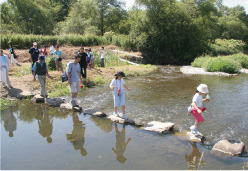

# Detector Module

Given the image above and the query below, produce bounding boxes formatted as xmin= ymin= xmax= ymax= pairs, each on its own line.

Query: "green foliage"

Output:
xmin=94 ymin=51 xmax=126 ymax=67
xmin=0 ymin=98 xmax=17 ymax=111
xmin=227 ymin=53 xmax=248 ymax=68
xmin=191 ymin=56 xmax=212 ymax=68
xmin=208 ymin=39 xmax=246 ymax=56
xmin=203 ymin=57 xmax=242 ymax=73
xmin=46 ymin=56 xmax=56 ymax=71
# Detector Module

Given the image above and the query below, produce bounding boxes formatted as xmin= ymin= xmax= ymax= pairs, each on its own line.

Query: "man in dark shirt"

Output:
xmin=29 ymin=42 xmax=40 ymax=72
xmin=78 ymin=47 xmax=88 ymax=79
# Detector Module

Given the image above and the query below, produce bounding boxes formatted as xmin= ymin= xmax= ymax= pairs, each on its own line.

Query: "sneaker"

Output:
xmin=113 ymin=112 xmax=119 ymax=117
xmin=122 ymin=114 xmax=128 ymax=119
xmin=190 ymin=125 xmax=196 ymax=131
xmin=192 ymin=128 xmax=199 ymax=135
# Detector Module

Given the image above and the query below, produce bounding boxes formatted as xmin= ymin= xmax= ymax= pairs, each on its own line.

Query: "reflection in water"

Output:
xmin=66 ymin=113 xmax=87 ymax=156
xmin=185 ymin=142 xmax=205 ymax=170
xmin=37 ymin=106 xmax=53 ymax=143
xmin=112 ymin=123 xmax=131 ymax=164
xmin=1 ymin=108 xmax=17 ymax=137
xmin=90 ymin=117 xmax=113 ymax=132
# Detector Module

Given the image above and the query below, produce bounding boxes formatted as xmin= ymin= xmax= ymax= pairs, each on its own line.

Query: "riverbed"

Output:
xmin=1 ymin=66 xmax=248 ymax=170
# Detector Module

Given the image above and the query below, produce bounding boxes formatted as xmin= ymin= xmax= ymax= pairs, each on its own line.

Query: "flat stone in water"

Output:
xmin=143 ymin=121 xmax=174 ymax=133
xmin=212 ymin=140 xmax=245 ymax=156
xmin=84 ymin=109 xmax=106 ymax=117
xmin=107 ymin=115 xmax=135 ymax=124
xmin=16 ymin=91 xmax=34 ymax=100
xmin=186 ymin=131 xmax=204 ymax=142
xmin=31 ymin=94 xmax=44 ymax=103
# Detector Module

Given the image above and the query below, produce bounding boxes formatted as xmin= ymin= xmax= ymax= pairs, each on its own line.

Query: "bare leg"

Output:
xmin=195 ymin=121 xmax=203 ymax=128
xmin=59 ymin=61 xmax=63 ymax=72
xmin=55 ymin=60 xmax=59 ymax=71
xmin=114 ymin=107 xmax=118 ymax=112
xmin=121 ymin=105 xmax=125 ymax=114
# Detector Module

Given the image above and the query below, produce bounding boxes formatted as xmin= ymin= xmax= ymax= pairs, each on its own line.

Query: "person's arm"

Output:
xmin=192 ymin=101 xmax=202 ymax=114
xmin=67 ymin=72 xmax=71 ymax=85
xmin=110 ymin=80 xmax=114 ymax=89
xmin=123 ymin=84 xmax=131 ymax=91
xmin=78 ymin=71 xmax=82 ymax=83
xmin=29 ymin=48 xmax=33 ymax=62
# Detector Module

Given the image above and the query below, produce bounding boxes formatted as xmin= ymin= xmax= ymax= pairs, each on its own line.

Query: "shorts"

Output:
xmin=91 ymin=58 xmax=94 ymax=62
xmin=191 ymin=107 xmax=205 ymax=123
xmin=114 ymin=91 xmax=125 ymax=107
xmin=70 ymin=81 xmax=81 ymax=93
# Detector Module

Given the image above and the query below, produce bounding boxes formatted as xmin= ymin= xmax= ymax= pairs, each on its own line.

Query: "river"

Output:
xmin=1 ymin=66 xmax=248 ymax=170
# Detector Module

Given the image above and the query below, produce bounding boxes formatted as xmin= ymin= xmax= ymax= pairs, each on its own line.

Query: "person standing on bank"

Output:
xmin=78 ymin=47 xmax=88 ymax=79
xmin=100 ymin=47 xmax=106 ymax=67
xmin=89 ymin=48 xmax=94 ymax=69
xmin=67 ymin=54 xmax=83 ymax=107
xmin=32 ymin=55 xmax=51 ymax=98
xmin=110 ymin=71 xmax=131 ymax=119
xmin=29 ymin=42 xmax=40 ymax=72
xmin=0 ymin=49 xmax=12 ymax=88
xmin=9 ymin=44 xmax=18 ymax=65
xmin=53 ymin=45 xmax=63 ymax=73
xmin=190 ymin=84 xmax=210 ymax=135
xmin=49 ymin=43 xmax=55 ymax=55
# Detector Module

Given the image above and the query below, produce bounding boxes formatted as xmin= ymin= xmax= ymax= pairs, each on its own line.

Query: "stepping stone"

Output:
xmin=142 ymin=121 xmax=174 ymax=133
xmin=212 ymin=140 xmax=245 ymax=156
xmin=16 ymin=91 xmax=34 ymax=100
xmin=186 ymin=131 xmax=205 ymax=142
xmin=84 ymin=109 xmax=107 ymax=117
xmin=60 ymin=103 xmax=73 ymax=110
xmin=31 ymin=94 xmax=44 ymax=103
xmin=107 ymin=115 xmax=135 ymax=125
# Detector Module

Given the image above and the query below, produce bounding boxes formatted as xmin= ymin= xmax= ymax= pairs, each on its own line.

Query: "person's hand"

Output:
xmin=29 ymin=58 xmax=32 ymax=62
xmin=68 ymin=79 xmax=71 ymax=85
xmin=33 ymin=77 xmax=36 ymax=81
xmin=197 ymin=109 xmax=202 ymax=114
xmin=127 ymin=88 xmax=131 ymax=91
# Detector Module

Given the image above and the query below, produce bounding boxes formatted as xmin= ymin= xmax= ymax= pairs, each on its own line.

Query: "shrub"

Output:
xmin=46 ymin=56 xmax=56 ymax=71
xmin=227 ymin=53 xmax=248 ymax=68
xmin=191 ymin=56 xmax=211 ymax=68
xmin=203 ymin=57 xmax=242 ymax=73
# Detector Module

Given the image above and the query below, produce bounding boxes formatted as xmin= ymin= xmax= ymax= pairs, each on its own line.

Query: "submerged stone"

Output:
xmin=186 ymin=131 xmax=204 ymax=142
xmin=45 ymin=97 xmax=65 ymax=107
xmin=143 ymin=121 xmax=174 ymax=133
xmin=84 ymin=109 xmax=107 ymax=117
xmin=212 ymin=140 xmax=245 ymax=156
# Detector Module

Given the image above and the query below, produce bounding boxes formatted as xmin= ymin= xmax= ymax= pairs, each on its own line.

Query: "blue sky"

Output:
xmin=0 ymin=0 xmax=247 ymax=13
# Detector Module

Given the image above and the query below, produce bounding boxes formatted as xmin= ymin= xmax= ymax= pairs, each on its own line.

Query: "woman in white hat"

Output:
xmin=190 ymin=84 xmax=210 ymax=135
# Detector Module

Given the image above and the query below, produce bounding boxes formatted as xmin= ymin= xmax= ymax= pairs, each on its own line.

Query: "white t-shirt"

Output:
xmin=110 ymin=78 xmax=125 ymax=92
xmin=192 ymin=93 xmax=203 ymax=108
xmin=101 ymin=50 xmax=106 ymax=59
xmin=50 ymin=45 xmax=55 ymax=54
xmin=0 ymin=55 xmax=10 ymax=71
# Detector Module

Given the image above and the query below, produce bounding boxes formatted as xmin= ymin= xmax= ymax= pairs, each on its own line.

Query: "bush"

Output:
xmin=191 ymin=56 xmax=211 ymax=68
xmin=46 ymin=56 xmax=56 ymax=71
xmin=227 ymin=53 xmax=248 ymax=68
xmin=203 ymin=57 xmax=242 ymax=74
xmin=208 ymin=39 xmax=246 ymax=56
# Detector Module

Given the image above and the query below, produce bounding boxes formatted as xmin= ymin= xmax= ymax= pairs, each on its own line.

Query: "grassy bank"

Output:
xmin=191 ymin=53 xmax=248 ymax=74
xmin=0 ymin=98 xmax=17 ymax=111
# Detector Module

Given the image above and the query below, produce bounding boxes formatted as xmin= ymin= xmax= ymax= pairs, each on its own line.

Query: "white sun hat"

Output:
xmin=197 ymin=84 xmax=209 ymax=94
xmin=33 ymin=42 xmax=37 ymax=45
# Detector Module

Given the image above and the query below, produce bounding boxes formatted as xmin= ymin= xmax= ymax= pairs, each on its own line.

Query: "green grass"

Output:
xmin=0 ymin=98 xmax=17 ymax=111
xmin=10 ymin=65 xmax=31 ymax=77
xmin=94 ymin=51 xmax=127 ymax=67
xmin=203 ymin=57 xmax=242 ymax=74
xmin=48 ymin=84 xmax=70 ymax=98
xmin=227 ymin=53 xmax=248 ymax=68
xmin=191 ymin=56 xmax=212 ymax=68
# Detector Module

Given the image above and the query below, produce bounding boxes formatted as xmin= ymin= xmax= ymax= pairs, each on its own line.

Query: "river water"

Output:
xmin=1 ymin=66 xmax=248 ymax=170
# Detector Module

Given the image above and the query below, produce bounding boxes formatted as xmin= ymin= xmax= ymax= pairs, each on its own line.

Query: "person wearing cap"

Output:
xmin=32 ymin=55 xmax=51 ymax=98
xmin=109 ymin=71 xmax=131 ymax=119
xmin=0 ymin=49 xmax=13 ymax=88
xmin=189 ymin=84 xmax=210 ymax=135
xmin=66 ymin=54 xmax=83 ymax=107
xmin=29 ymin=42 xmax=40 ymax=72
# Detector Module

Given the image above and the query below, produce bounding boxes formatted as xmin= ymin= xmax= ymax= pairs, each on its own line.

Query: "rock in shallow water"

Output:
xmin=212 ymin=140 xmax=245 ymax=156
xmin=143 ymin=121 xmax=174 ymax=133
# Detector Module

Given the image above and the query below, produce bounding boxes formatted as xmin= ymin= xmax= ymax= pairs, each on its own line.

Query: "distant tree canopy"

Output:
xmin=1 ymin=0 xmax=248 ymax=64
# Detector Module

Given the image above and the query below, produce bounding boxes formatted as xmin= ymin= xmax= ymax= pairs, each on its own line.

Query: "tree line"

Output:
xmin=1 ymin=0 xmax=248 ymax=64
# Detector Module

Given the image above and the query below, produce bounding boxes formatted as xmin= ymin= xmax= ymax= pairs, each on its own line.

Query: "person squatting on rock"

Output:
xmin=29 ymin=42 xmax=40 ymax=73
xmin=109 ymin=71 xmax=131 ymax=119
xmin=32 ymin=55 xmax=51 ymax=98
xmin=0 ymin=49 xmax=12 ymax=88
xmin=67 ymin=54 xmax=83 ymax=107
xmin=189 ymin=84 xmax=210 ymax=135
xmin=9 ymin=44 xmax=18 ymax=65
